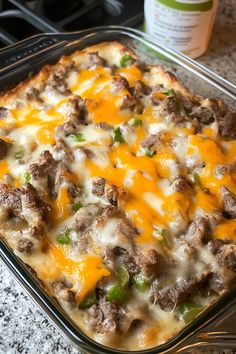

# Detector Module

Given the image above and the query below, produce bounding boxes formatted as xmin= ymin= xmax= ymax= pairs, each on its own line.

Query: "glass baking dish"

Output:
xmin=1 ymin=26 xmax=236 ymax=354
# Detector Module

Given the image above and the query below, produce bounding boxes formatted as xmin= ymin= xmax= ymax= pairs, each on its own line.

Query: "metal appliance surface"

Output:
xmin=0 ymin=0 xmax=144 ymax=47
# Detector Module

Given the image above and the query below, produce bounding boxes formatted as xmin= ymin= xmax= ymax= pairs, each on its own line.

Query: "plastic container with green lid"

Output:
xmin=144 ymin=0 xmax=219 ymax=58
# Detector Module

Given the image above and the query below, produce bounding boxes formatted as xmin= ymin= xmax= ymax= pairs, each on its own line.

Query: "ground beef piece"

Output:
xmin=111 ymin=77 xmax=130 ymax=95
xmin=86 ymin=298 xmax=124 ymax=335
xmin=205 ymin=211 xmax=223 ymax=231
xmin=33 ymin=150 xmax=56 ymax=181
xmin=209 ymin=238 xmax=236 ymax=272
xmin=0 ymin=139 xmax=11 ymax=160
xmin=168 ymin=112 xmax=198 ymax=130
xmin=221 ymin=245 xmax=236 ymax=272
xmin=193 ymin=98 xmax=236 ymax=139
xmin=151 ymin=95 xmax=162 ymax=106
xmin=62 ymin=95 xmax=88 ymax=135
xmin=208 ymin=238 xmax=224 ymax=254
xmin=198 ymin=98 xmax=227 ymax=123
xmin=67 ymin=95 xmax=87 ymax=123
xmin=52 ymin=281 xmax=77 ymax=309
xmin=46 ymin=62 xmax=74 ymax=94
xmin=140 ymin=249 xmax=166 ymax=277
xmin=79 ymin=147 xmax=95 ymax=159
xmin=133 ymin=80 xmax=151 ymax=96
xmin=152 ymin=273 xmax=206 ymax=310
xmin=29 ymin=163 xmax=48 ymax=198
xmin=21 ymin=183 xmax=51 ymax=224
xmin=25 ymin=87 xmax=43 ymax=102
xmin=30 ymin=150 xmax=78 ymax=200
xmin=29 ymin=151 xmax=56 ymax=197
xmin=29 ymin=224 xmax=45 ymax=239
xmin=181 ymin=217 xmax=210 ymax=248
xmin=29 ymin=163 xmax=45 ymax=180
xmin=116 ymin=217 xmax=137 ymax=242
xmin=0 ymin=183 xmax=50 ymax=253
xmin=113 ymin=247 xmax=140 ymax=275
xmin=73 ymin=203 xmax=102 ymax=233
xmin=39 ymin=150 xmax=56 ymax=170
xmin=119 ymin=95 xmax=144 ymax=114
xmin=92 ymin=177 xmax=107 ymax=197
xmin=92 ymin=177 xmax=127 ymax=207
xmin=220 ymin=186 xmax=236 ymax=218
xmin=140 ymin=134 xmax=160 ymax=149
xmin=0 ymin=107 xmax=8 ymax=119
xmin=17 ymin=225 xmax=44 ymax=255
xmin=67 ymin=183 xmax=82 ymax=199
xmin=172 ymin=176 xmax=191 ymax=193
xmin=0 ymin=184 xmax=22 ymax=215
xmin=157 ymin=95 xmax=198 ymax=129
xmin=151 ymin=87 xmax=165 ymax=105
xmin=100 ymin=205 xmax=118 ymax=219
xmin=53 ymin=138 xmax=74 ymax=163
xmin=207 ymin=269 xmax=235 ymax=294
xmin=88 ymin=52 xmax=106 ymax=68
xmin=61 ymin=122 xmax=76 ymax=136
xmin=161 ymin=96 xmax=179 ymax=115
xmin=17 ymin=238 xmax=34 ymax=255
xmin=208 ymin=272 xmax=225 ymax=293
xmin=127 ymin=59 xmax=149 ymax=72
xmin=72 ymin=235 xmax=89 ymax=253
xmin=180 ymin=95 xmax=195 ymax=112
xmin=52 ymin=162 xmax=79 ymax=199
xmin=191 ymin=104 xmax=215 ymax=124
xmin=32 ymin=150 xmax=56 ymax=172
xmin=217 ymin=111 xmax=236 ymax=140
xmin=136 ymin=60 xmax=150 ymax=72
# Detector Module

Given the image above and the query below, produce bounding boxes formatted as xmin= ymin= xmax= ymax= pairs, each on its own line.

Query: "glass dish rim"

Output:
xmin=0 ymin=25 xmax=236 ymax=354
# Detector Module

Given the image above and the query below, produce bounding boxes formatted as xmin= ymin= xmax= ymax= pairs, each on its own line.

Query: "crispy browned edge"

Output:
xmin=0 ymin=41 xmax=190 ymax=105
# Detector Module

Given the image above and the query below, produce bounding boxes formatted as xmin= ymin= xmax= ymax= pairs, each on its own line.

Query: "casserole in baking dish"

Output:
xmin=0 ymin=27 xmax=236 ymax=352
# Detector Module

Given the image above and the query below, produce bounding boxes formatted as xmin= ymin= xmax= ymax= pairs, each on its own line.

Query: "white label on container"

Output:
xmin=145 ymin=0 xmax=218 ymax=58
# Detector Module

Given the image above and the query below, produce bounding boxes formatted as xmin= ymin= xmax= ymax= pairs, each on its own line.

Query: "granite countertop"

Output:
xmin=0 ymin=1 xmax=236 ymax=353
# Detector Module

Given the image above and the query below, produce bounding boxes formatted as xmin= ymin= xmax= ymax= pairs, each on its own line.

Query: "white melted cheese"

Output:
xmin=123 ymin=169 xmax=136 ymax=187
xmin=149 ymin=122 xmax=168 ymax=134
xmin=143 ymin=192 xmax=164 ymax=215
xmin=8 ymin=125 xmax=50 ymax=178
xmin=94 ymin=217 xmax=119 ymax=247
xmin=41 ymin=87 xmax=66 ymax=106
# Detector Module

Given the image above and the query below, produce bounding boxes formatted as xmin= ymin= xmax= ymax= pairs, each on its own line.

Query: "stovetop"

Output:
xmin=0 ymin=0 xmax=144 ymax=48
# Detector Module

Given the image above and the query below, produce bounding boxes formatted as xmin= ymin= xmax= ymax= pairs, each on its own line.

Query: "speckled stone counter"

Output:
xmin=0 ymin=1 xmax=236 ymax=353
xmin=197 ymin=0 xmax=236 ymax=85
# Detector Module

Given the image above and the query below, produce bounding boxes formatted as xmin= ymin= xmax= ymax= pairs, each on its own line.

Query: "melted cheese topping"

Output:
xmin=49 ymin=245 xmax=110 ymax=301
xmin=1 ymin=42 xmax=236 ymax=351
xmin=0 ymin=160 xmax=9 ymax=180
xmin=214 ymin=219 xmax=236 ymax=240
xmin=51 ymin=187 xmax=71 ymax=223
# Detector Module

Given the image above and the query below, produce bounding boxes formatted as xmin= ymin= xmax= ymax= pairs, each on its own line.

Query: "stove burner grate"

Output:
xmin=0 ymin=0 xmax=144 ymax=46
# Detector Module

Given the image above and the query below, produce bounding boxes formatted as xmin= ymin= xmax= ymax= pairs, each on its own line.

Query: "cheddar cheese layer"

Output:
xmin=1 ymin=42 xmax=236 ymax=350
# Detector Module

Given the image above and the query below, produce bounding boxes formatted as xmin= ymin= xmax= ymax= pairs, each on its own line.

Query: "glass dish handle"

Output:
xmin=0 ymin=35 xmax=65 ymax=73
xmin=178 ymin=333 xmax=236 ymax=353
xmin=0 ymin=28 xmax=105 ymax=73
xmin=177 ymin=303 xmax=236 ymax=353
xmin=0 ymin=28 xmax=106 ymax=73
